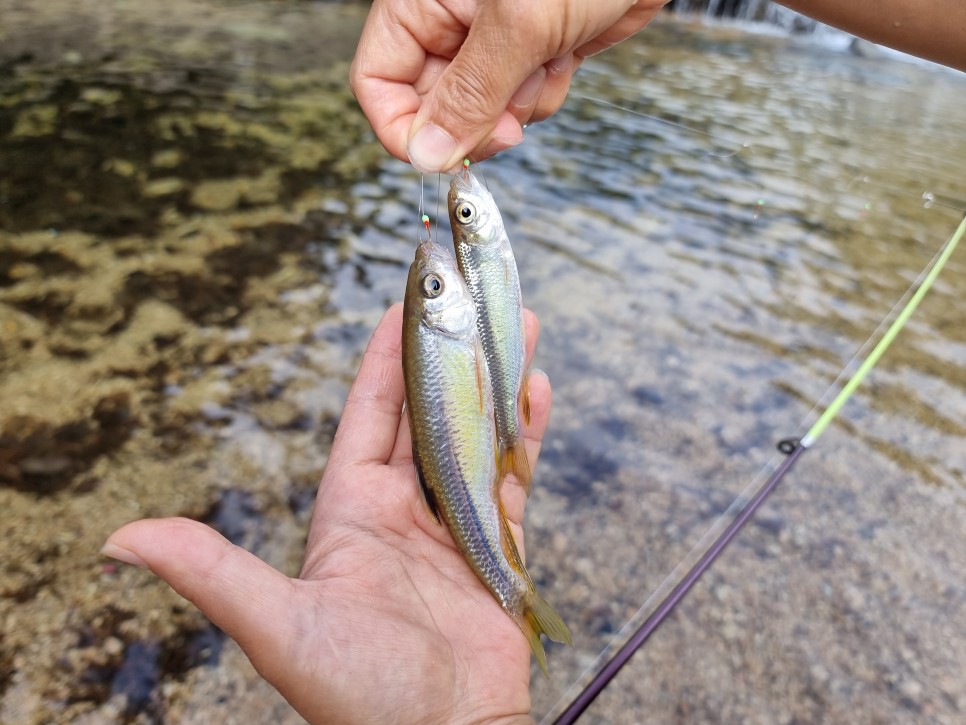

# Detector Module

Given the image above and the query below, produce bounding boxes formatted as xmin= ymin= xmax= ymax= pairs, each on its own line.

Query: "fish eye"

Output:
xmin=455 ymin=202 xmax=476 ymax=224
xmin=421 ymin=273 xmax=444 ymax=299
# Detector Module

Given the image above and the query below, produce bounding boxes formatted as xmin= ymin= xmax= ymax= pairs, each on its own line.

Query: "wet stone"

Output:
xmin=142 ymin=177 xmax=185 ymax=198
xmin=191 ymin=178 xmax=244 ymax=212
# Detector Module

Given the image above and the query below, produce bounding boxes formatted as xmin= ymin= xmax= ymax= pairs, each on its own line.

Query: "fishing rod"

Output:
xmin=422 ymin=89 xmax=965 ymax=719
xmin=548 ymin=212 xmax=966 ymax=723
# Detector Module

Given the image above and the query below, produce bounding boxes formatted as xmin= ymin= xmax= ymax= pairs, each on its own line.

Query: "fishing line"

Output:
xmin=571 ymin=93 xmax=752 ymax=159
xmin=537 ymin=85 xmax=964 ymax=719
xmin=417 ymin=173 xmax=427 ymax=242
xmin=415 ymin=164 xmax=479 ymax=245
xmin=435 ymin=172 xmax=442 ymax=242
xmin=472 ymin=157 xmax=491 ymax=190
xmin=570 ymin=92 xmax=966 ymax=217
xmin=544 ymin=213 xmax=966 ymax=723
xmin=845 ymin=176 xmax=966 ymax=215
xmin=416 ymin=173 xmax=435 ymax=242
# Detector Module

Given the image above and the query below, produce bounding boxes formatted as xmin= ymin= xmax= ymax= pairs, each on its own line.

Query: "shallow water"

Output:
xmin=2 ymin=2 xmax=965 ymax=723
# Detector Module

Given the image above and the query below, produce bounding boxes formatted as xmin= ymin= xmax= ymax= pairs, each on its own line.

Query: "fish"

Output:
xmin=402 ymin=239 xmax=571 ymax=674
xmin=448 ymin=166 xmax=533 ymax=493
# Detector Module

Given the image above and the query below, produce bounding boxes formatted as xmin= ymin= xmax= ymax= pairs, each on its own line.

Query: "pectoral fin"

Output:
xmin=412 ymin=445 xmax=441 ymax=524
xmin=521 ymin=373 xmax=532 ymax=427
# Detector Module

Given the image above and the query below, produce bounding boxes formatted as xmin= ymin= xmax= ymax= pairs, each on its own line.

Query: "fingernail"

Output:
xmin=101 ymin=542 xmax=148 ymax=569
xmin=547 ymin=54 xmax=572 ymax=75
xmin=530 ymin=368 xmax=549 ymax=382
xmin=510 ymin=70 xmax=545 ymax=109
xmin=407 ymin=124 xmax=458 ymax=174
xmin=482 ymin=134 xmax=523 ymax=159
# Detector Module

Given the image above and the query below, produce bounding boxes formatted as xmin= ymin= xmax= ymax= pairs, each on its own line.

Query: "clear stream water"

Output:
xmin=1 ymin=2 xmax=965 ymax=723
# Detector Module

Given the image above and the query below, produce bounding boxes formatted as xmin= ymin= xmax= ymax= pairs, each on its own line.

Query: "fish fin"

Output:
xmin=411 ymin=445 xmax=441 ymax=524
xmin=519 ymin=612 xmax=550 ymax=678
xmin=521 ymin=373 xmax=532 ymax=427
xmin=518 ymin=593 xmax=573 ymax=678
xmin=496 ymin=500 xmax=572 ymax=675
xmin=500 ymin=444 xmax=532 ymax=496
xmin=497 ymin=495 xmax=526 ymax=570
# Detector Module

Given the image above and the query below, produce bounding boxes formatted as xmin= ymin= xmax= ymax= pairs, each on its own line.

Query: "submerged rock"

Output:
xmin=0 ymin=0 xmax=376 ymax=720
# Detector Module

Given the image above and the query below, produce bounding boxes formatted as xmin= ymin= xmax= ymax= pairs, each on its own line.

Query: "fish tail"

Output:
xmin=496 ymin=499 xmax=571 ymax=675
xmin=519 ymin=592 xmax=573 ymax=678
xmin=500 ymin=442 xmax=532 ymax=495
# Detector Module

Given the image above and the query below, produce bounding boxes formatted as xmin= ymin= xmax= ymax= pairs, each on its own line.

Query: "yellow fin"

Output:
xmin=500 ymin=443 xmax=532 ymax=496
xmin=519 ymin=593 xmax=573 ymax=678
xmin=495 ymin=497 xmax=571 ymax=676
xmin=496 ymin=494 xmax=526 ymax=571
xmin=521 ymin=374 xmax=532 ymax=426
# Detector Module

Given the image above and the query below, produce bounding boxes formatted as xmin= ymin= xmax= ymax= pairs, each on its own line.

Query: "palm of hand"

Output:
xmin=104 ymin=304 xmax=549 ymax=725
xmin=293 ymin=461 xmax=534 ymax=724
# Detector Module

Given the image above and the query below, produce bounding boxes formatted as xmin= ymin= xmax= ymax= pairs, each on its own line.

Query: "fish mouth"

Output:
xmin=415 ymin=239 xmax=452 ymax=261
xmin=415 ymin=239 xmax=436 ymax=259
xmin=415 ymin=239 xmax=460 ymax=271
xmin=449 ymin=166 xmax=483 ymax=194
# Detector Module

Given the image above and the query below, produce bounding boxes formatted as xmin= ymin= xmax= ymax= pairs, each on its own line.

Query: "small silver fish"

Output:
xmin=448 ymin=167 xmax=532 ymax=492
xmin=402 ymin=239 xmax=571 ymax=674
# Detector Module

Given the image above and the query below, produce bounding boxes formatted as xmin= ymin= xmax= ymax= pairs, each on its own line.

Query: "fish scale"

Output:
xmin=449 ymin=168 xmax=533 ymax=491
xmin=402 ymin=239 xmax=571 ymax=675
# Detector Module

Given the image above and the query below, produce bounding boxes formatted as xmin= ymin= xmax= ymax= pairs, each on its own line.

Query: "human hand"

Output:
xmin=350 ymin=0 xmax=668 ymax=173
xmin=102 ymin=304 xmax=552 ymax=725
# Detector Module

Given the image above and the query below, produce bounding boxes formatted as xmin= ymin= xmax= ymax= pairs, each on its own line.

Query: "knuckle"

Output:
xmin=440 ymin=63 xmax=504 ymax=126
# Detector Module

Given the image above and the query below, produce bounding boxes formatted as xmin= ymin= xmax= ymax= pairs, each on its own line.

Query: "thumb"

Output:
xmin=102 ymin=517 xmax=298 ymax=680
xmin=407 ymin=10 xmax=542 ymax=173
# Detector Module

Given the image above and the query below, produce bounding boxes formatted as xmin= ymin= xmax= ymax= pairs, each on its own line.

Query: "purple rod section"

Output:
xmin=554 ymin=442 xmax=807 ymax=724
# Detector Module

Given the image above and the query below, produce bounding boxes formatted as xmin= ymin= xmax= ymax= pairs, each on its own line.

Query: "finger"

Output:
xmin=505 ymin=66 xmax=547 ymax=128
xmin=502 ymin=368 xmax=553 ymax=563
xmin=575 ymin=5 xmax=663 ymax=58
xmin=468 ymin=112 xmax=525 ymax=164
xmin=350 ymin=1 xmax=465 ymax=162
xmin=102 ymin=518 xmax=298 ymax=682
xmin=530 ymin=55 xmax=580 ymax=124
xmin=406 ymin=4 xmax=548 ymax=172
xmin=407 ymin=0 xmax=647 ymax=172
xmin=501 ymin=367 xmax=552 ymax=529
xmin=523 ymin=308 xmax=539 ymax=366
xmin=327 ymin=304 xmax=405 ymax=470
